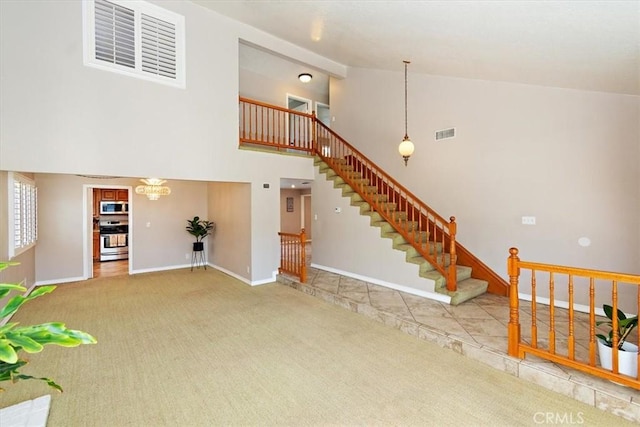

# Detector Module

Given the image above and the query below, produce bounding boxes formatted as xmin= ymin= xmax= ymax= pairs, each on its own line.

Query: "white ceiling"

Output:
xmin=195 ymin=0 xmax=639 ymax=95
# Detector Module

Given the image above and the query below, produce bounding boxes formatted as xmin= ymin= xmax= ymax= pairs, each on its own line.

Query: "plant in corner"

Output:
xmin=186 ymin=216 xmax=215 ymax=252
xmin=0 ymin=261 xmax=97 ymax=392
xmin=596 ymin=304 xmax=638 ymax=350
xmin=596 ymin=303 xmax=638 ymax=378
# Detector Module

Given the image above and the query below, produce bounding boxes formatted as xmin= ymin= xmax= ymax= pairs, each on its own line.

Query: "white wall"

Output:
xmin=208 ymin=182 xmax=252 ymax=281
xmin=33 ymin=174 xmax=210 ymax=282
xmin=329 ymin=67 xmax=640 ymax=310
xmin=312 ymin=167 xmax=440 ymax=296
xmin=0 ymin=0 xmax=337 ymax=285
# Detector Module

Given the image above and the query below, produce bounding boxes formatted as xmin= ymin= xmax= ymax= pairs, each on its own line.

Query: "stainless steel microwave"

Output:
xmin=100 ymin=201 xmax=128 ymax=215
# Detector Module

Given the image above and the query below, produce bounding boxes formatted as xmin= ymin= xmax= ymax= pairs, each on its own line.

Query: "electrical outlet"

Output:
xmin=185 ymin=253 xmax=190 ymax=260
xmin=246 ymin=266 xmax=250 ymax=273
xmin=522 ymin=216 xmax=536 ymax=225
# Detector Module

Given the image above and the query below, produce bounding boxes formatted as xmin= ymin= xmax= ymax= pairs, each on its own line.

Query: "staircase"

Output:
xmin=238 ymin=97 xmax=509 ymax=303
xmin=315 ymin=156 xmax=488 ymax=305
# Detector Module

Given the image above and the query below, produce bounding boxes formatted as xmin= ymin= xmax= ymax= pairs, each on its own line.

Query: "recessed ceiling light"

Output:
xmin=298 ymin=73 xmax=312 ymax=83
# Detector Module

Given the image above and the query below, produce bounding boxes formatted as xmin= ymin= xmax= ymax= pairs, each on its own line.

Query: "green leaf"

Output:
xmin=0 ymin=339 xmax=18 ymax=363
xmin=15 ymin=323 xmax=96 ymax=347
xmin=0 ymin=283 xmax=26 ymax=299
xmin=0 ymin=322 xmax=18 ymax=335
xmin=12 ymin=373 xmax=63 ymax=393
xmin=5 ymin=332 xmax=43 ymax=353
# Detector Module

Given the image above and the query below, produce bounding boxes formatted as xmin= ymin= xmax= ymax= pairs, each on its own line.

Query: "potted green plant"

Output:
xmin=596 ymin=304 xmax=638 ymax=377
xmin=186 ymin=216 xmax=215 ymax=252
xmin=0 ymin=261 xmax=97 ymax=392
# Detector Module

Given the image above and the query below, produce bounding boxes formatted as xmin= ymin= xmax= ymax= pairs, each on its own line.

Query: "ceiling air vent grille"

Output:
xmin=435 ymin=128 xmax=456 ymax=141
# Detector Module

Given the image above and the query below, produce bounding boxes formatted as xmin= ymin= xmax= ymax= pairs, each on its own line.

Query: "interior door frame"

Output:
xmin=82 ymin=184 xmax=133 ymax=279
xmin=286 ymin=93 xmax=312 ymax=148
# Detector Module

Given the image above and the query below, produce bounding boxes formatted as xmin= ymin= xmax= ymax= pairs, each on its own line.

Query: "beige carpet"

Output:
xmin=0 ymin=268 xmax=633 ymax=426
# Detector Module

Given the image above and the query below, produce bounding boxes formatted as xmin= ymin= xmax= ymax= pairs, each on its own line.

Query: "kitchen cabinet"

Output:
xmin=116 ymin=189 xmax=128 ymax=201
xmin=101 ymin=189 xmax=117 ymax=201
xmin=93 ymin=231 xmax=100 ymax=261
xmin=93 ymin=189 xmax=101 ymax=217
xmin=102 ymin=189 xmax=128 ymax=201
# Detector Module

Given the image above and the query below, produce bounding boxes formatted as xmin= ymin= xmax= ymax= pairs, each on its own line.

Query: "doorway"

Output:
xmin=315 ymin=102 xmax=330 ymax=128
xmin=84 ymin=184 xmax=132 ymax=279
xmin=286 ymin=94 xmax=312 ymax=149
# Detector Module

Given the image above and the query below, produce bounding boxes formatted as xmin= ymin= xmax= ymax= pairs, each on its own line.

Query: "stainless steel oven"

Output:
xmin=99 ymin=219 xmax=128 ymax=261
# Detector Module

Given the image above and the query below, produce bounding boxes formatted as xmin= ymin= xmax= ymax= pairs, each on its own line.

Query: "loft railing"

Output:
xmin=507 ymin=247 xmax=640 ymax=390
xmin=239 ymin=97 xmax=457 ymax=290
xmin=239 ymin=98 xmax=314 ymax=154
xmin=278 ymin=229 xmax=307 ymax=283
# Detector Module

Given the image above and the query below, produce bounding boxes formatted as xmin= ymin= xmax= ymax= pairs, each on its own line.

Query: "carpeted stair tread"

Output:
xmin=316 ymin=158 xmax=487 ymax=305
xmin=448 ymin=278 xmax=490 ymax=306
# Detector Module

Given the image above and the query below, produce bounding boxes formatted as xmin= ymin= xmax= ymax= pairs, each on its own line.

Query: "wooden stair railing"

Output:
xmin=278 ymin=229 xmax=307 ymax=283
xmin=314 ymin=124 xmax=457 ymax=291
xmin=508 ymin=247 xmax=640 ymax=390
xmin=239 ymin=96 xmax=509 ymax=294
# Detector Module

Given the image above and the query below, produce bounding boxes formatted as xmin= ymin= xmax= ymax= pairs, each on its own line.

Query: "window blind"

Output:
xmin=141 ymin=13 xmax=177 ymax=79
xmin=94 ymin=0 xmax=135 ymax=69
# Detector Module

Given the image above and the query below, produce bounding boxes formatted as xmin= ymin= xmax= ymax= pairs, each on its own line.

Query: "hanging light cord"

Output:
xmin=404 ymin=60 xmax=410 ymax=140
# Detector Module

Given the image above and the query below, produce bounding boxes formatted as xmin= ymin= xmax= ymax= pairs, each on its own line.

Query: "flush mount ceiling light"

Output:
xmin=298 ymin=73 xmax=312 ymax=83
xmin=135 ymin=178 xmax=171 ymax=201
xmin=398 ymin=60 xmax=415 ymax=166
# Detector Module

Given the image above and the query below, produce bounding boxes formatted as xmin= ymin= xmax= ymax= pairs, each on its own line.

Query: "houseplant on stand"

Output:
xmin=186 ymin=216 xmax=215 ymax=270
xmin=596 ymin=304 xmax=638 ymax=378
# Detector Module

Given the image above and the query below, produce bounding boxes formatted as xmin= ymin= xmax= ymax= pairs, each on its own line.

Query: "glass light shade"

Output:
xmin=398 ymin=137 xmax=414 ymax=157
xmin=135 ymin=178 xmax=171 ymax=200
xmin=298 ymin=73 xmax=312 ymax=83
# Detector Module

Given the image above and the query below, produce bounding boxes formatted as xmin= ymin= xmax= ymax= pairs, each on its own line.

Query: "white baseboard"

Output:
xmin=130 ymin=263 xmax=191 ymax=275
xmin=518 ymin=292 xmax=607 ymax=317
xmin=310 ymin=263 xmax=451 ymax=304
xmin=208 ymin=264 xmax=276 ymax=286
xmin=35 ymin=276 xmax=85 ymax=286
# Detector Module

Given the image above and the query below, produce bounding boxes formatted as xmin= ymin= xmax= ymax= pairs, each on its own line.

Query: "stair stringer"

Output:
xmin=315 ymin=157 xmax=488 ymax=305
xmin=311 ymin=161 xmax=453 ymax=304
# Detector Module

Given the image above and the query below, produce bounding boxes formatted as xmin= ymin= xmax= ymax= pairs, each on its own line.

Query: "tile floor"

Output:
xmin=277 ymin=266 xmax=640 ymax=423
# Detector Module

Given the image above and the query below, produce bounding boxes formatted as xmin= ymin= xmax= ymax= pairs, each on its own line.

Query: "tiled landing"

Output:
xmin=277 ymin=268 xmax=640 ymax=423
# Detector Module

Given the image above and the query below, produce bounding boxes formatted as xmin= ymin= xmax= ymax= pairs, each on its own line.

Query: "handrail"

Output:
xmin=278 ymin=229 xmax=307 ymax=283
xmin=238 ymin=97 xmax=518 ymax=292
xmin=508 ymin=247 xmax=640 ymax=390
xmin=314 ymin=121 xmax=457 ymax=289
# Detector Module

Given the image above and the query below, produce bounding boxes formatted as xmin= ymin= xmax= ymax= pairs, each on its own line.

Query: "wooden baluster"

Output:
xmin=531 ymin=271 xmax=538 ymax=348
xmin=589 ymin=277 xmax=596 ymax=366
xmin=447 ymin=216 xmax=457 ymax=292
xmin=568 ymin=274 xmax=575 ymax=360
xmin=300 ymin=228 xmax=307 ymax=283
xmin=549 ymin=272 xmax=555 ymax=354
xmin=612 ymin=280 xmax=619 ymax=374
xmin=312 ymin=112 xmax=317 ymax=153
xmin=507 ymin=247 xmax=521 ymax=357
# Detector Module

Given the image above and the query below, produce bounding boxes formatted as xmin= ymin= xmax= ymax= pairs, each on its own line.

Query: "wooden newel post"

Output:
xmin=507 ymin=247 xmax=521 ymax=357
xmin=300 ymin=228 xmax=307 ymax=283
xmin=311 ymin=112 xmax=317 ymax=154
xmin=447 ymin=216 xmax=457 ymax=292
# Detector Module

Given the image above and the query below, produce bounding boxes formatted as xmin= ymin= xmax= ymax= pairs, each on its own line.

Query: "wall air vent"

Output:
xmin=435 ymin=128 xmax=456 ymax=141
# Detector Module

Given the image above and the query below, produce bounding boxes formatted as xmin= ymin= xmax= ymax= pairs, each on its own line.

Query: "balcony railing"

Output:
xmin=507 ymin=247 xmax=640 ymax=390
xmin=278 ymin=229 xmax=307 ymax=283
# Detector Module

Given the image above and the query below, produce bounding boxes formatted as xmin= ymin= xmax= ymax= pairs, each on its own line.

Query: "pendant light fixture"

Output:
xmin=135 ymin=178 xmax=171 ymax=200
xmin=398 ymin=60 xmax=415 ymax=166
